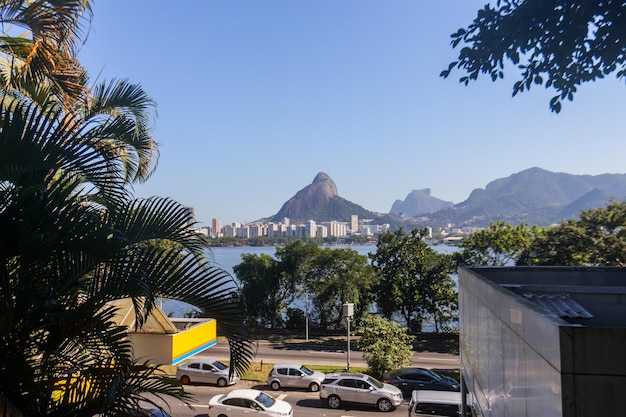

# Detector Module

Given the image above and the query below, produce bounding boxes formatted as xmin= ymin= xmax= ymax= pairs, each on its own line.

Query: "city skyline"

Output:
xmin=78 ymin=1 xmax=626 ymax=226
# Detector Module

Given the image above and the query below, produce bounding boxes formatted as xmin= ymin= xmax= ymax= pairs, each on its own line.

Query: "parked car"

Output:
xmin=408 ymin=390 xmax=473 ymax=417
xmin=267 ymin=363 xmax=325 ymax=392
xmin=207 ymin=389 xmax=293 ymax=417
xmin=382 ymin=367 xmax=460 ymax=399
xmin=135 ymin=407 xmax=172 ymax=417
xmin=176 ymin=358 xmax=239 ymax=387
xmin=319 ymin=372 xmax=403 ymax=412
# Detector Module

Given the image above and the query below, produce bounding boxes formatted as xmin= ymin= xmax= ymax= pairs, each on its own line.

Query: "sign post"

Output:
xmin=342 ymin=303 xmax=354 ymax=370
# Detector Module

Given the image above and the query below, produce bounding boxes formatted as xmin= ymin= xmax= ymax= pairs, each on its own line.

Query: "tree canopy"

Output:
xmin=441 ymin=1 xmax=626 ymax=112
xmin=454 ymin=221 xmax=539 ymax=266
xmin=518 ymin=200 xmax=626 ymax=265
xmin=234 ymin=241 xmax=377 ymax=331
xmin=356 ymin=315 xmax=413 ymax=379
xmin=369 ymin=228 xmax=457 ymax=333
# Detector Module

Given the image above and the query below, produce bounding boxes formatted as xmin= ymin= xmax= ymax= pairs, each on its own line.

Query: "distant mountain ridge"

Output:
xmin=267 ymin=168 xmax=626 ymax=229
xmin=390 ymin=189 xmax=454 ymax=216
xmin=417 ymin=167 xmax=626 ymax=227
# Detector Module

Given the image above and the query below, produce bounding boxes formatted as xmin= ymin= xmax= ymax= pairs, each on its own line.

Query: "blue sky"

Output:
xmin=78 ymin=1 xmax=626 ymax=226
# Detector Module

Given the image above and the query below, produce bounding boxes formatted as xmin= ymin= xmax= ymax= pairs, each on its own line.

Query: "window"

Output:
xmin=222 ymin=398 xmax=244 ymax=407
xmin=413 ymin=403 xmax=460 ymax=417
xmin=288 ymin=368 xmax=302 ymax=376
xmin=338 ymin=379 xmax=357 ymax=388
xmin=406 ymin=373 xmax=431 ymax=382
xmin=276 ymin=368 xmax=288 ymax=375
xmin=188 ymin=363 xmax=200 ymax=370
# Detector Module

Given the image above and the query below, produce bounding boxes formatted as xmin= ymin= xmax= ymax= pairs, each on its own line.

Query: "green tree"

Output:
xmin=234 ymin=253 xmax=288 ymax=329
xmin=518 ymin=201 xmax=626 ymax=266
xmin=370 ymin=228 xmax=457 ymax=333
xmin=441 ymin=1 xmax=626 ymax=113
xmin=0 ymin=2 xmax=253 ymax=416
xmin=356 ymin=315 xmax=413 ymax=379
xmin=303 ymin=247 xmax=377 ymax=330
xmin=454 ymin=221 xmax=539 ymax=266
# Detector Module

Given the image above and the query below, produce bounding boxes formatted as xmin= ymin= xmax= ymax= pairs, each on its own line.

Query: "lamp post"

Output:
xmin=343 ymin=303 xmax=354 ymax=370
xmin=305 ymin=293 xmax=309 ymax=342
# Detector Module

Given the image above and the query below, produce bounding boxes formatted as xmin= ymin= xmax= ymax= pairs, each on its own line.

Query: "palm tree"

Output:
xmin=0 ymin=2 xmax=254 ymax=416
xmin=0 ymin=92 xmax=254 ymax=417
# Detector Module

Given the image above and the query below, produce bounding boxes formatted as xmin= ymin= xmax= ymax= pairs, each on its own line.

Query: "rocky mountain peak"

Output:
xmin=272 ymin=172 xmax=340 ymax=221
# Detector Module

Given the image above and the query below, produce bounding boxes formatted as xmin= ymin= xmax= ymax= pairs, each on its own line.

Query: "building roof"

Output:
xmin=463 ymin=266 xmax=626 ymax=328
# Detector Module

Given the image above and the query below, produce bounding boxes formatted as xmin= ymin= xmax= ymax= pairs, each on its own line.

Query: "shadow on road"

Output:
xmin=296 ymin=399 xmax=395 ymax=413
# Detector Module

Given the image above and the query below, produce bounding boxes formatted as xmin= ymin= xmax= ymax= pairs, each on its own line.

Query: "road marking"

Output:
xmin=276 ymin=393 xmax=287 ymax=401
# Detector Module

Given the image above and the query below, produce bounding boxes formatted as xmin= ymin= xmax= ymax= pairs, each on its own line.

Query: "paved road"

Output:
xmin=147 ymin=384 xmax=411 ymax=417
xmin=200 ymin=339 xmax=460 ymax=370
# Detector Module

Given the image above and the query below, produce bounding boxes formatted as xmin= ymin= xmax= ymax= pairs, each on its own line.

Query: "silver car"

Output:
xmin=267 ymin=363 xmax=325 ymax=392
xmin=319 ymin=372 xmax=403 ymax=412
xmin=176 ymin=358 xmax=239 ymax=387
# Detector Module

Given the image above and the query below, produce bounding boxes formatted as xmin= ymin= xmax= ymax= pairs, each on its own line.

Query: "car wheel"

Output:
xmin=217 ymin=414 xmax=227 ymax=417
xmin=377 ymin=398 xmax=393 ymax=412
xmin=180 ymin=375 xmax=191 ymax=385
xmin=217 ymin=378 xmax=227 ymax=387
xmin=309 ymin=382 xmax=320 ymax=392
xmin=327 ymin=395 xmax=341 ymax=409
xmin=270 ymin=381 xmax=281 ymax=391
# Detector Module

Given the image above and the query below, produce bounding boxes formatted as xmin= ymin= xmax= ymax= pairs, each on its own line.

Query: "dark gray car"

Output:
xmin=382 ymin=368 xmax=460 ymax=399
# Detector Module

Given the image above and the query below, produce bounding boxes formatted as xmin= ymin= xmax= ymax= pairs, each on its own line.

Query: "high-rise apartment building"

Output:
xmin=211 ymin=218 xmax=221 ymax=238
xmin=351 ymin=215 xmax=358 ymax=233
xmin=306 ymin=220 xmax=317 ymax=238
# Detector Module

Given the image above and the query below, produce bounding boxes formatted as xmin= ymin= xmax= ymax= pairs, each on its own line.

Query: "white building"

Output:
xmin=306 ymin=220 xmax=317 ymax=238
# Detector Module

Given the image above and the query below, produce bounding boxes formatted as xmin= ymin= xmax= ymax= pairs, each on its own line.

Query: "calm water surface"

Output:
xmin=161 ymin=244 xmax=459 ymax=318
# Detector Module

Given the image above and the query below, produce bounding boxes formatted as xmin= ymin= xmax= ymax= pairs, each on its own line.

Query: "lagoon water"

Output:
xmin=160 ymin=244 xmax=459 ymax=319
xmin=208 ymin=244 xmax=458 ymax=276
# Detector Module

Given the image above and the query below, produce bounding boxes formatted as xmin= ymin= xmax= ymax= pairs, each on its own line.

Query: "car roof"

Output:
xmin=182 ymin=358 xmax=222 ymax=365
xmin=325 ymin=372 xmax=368 ymax=379
xmin=223 ymin=389 xmax=265 ymax=400
xmin=411 ymin=390 xmax=462 ymax=404
xmin=273 ymin=363 xmax=304 ymax=368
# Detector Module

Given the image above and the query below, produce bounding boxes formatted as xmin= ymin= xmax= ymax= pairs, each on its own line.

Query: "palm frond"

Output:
xmin=85 ymin=79 xmax=158 ymax=183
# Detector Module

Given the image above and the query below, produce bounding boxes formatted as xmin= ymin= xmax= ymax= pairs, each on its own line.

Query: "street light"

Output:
xmin=305 ymin=293 xmax=309 ymax=342
xmin=343 ymin=303 xmax=354 ymax=370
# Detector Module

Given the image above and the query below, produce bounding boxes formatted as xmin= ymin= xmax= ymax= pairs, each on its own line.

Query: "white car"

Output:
xmin=208 ymin=389 xmax=293 ymax=417
xmin=176 ymin=358 xmax=239 ymax=387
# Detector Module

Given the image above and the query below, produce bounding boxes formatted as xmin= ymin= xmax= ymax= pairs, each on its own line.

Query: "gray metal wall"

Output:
xmin=459 ymin=268 xmax=563 ymax=417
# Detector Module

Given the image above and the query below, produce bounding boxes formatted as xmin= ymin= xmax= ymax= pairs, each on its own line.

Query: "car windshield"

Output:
xmin=255 ymin=392 xmax=276 ymax=408
xmin=212 ymin=361 xmax=228 ymax=371
xmin=367 ymin=375 xmax=384 ymax=389
xmin=299 ymin=365 xmax=314 ymax=376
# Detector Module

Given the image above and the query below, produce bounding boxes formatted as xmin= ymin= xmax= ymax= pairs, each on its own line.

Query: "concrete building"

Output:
xmin=211 ymin=218 xmax=221 ymax=238
xmin=306 ymin=220 xmax=317 ymax=238
xmin=458 ymin=266 xmax=626 ymax=417
xmin=326 ymin=220 xmax=348 ymax=237
xmin=109 ymin=298 xmax=217 ymax=366
xmin=351 ymin=215 xmax=358 ymax=233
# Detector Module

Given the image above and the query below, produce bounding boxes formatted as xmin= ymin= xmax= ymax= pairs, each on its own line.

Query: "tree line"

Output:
xmin=234 ymin=230 xmax=458 ymax=334
xmin=234 ymin=200 xmax=626 ymax=336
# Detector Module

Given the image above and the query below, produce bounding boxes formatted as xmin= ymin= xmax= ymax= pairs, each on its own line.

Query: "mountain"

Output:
xmin=390 ymin=188 xmax=454 ymax=216
xmin=271 ymin=172 xmax=382 ymax=223
xmin=415 ymin=167 xmax=626 ymax=228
